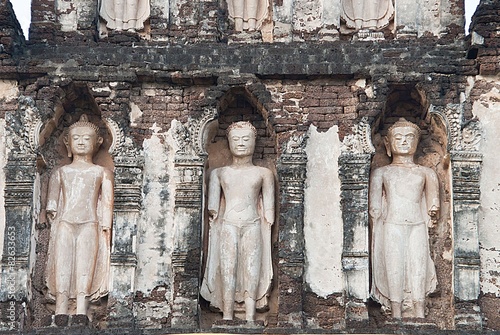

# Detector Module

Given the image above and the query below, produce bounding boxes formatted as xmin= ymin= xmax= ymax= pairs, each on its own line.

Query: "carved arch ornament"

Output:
xmin=429 ymin=104 xmax=482 ymax=152
xmin=340 ymin=116 xmax=376 ymax=155
xmin=20 ymin=105 xmax=135 ymax=160
xmin=172 ymin=107 xmax=218 ymax=159
xmin=104 ymin=118 xmax=142 ymax=158
xmin=10 ymin=96 xmax=43 ymax=155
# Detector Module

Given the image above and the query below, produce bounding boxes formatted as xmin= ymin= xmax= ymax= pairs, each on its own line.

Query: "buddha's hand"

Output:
xmin=428 ymin=205 xmax=439 ymax=227
xmin=208 ymin=210 xmax=217 ymax=226
xmin=46 ymin=210 xmax=56 ymax=222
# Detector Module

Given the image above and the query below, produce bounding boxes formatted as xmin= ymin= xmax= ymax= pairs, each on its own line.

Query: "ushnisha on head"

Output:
xmin=226 ymin=121 xmax=257 ymax=138
xmin=387 ymin=118 xmax=421 ymax=139
xmin=64 ymin=114 xmax=103 ymax=158
xmin=385 ymin=118 xmax=421 ymax=158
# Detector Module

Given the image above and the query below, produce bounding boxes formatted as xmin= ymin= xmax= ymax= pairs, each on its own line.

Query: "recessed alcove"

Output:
xmin=368 ymin=84 xmax=453 ymax=328
xmin=199 ymin=87 xmax=279 ymax=328
xmin=31 ymin=83 xmax=113 ymax=328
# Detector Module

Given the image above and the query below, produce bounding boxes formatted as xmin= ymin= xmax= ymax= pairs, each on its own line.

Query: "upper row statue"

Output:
xmin=99 ymin=0 xmax=150 ymax=32
xmin=98 ymin=0 xmax=394 ymax=33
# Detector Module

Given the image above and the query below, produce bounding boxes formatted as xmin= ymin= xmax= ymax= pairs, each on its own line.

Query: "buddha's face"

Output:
xmin=387 ymin=126 xmax=419 ymax=156
xmin=228 ymin=127 xmax=256 ymax=157
xmin=68 ymin=126 xmax=101 ymax=156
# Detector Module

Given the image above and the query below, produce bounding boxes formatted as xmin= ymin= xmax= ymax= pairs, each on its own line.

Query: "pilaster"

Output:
xmin=339 ymin=118 xmax=375 ymax=325
xmin=170 ymin=109 xmax=217 ymax=328
xmin=451 ymin=150 xmax=483 ymax=329
xmin=105 ymin=118 xmax=143 ymax=327
xmin=276 ymin=133 xmax=307 ymax=328
xmin=0 ymin=97 xmax=41 ymax=330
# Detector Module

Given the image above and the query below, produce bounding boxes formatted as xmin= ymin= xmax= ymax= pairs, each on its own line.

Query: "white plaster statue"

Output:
xmin=369 ymin=118 xmax=439 ymax=319
xmin=200 ymin=121 xmax=274 ymax=321
xmin=99 ymin=0 xmax=150 ymax=31
xmin=45 ymin=115 xmax=114 ymax=316
xmin=227 ymin=0 xmax=269 ymax=32
xmin=341 ymin=0 xmax=394 ymax=31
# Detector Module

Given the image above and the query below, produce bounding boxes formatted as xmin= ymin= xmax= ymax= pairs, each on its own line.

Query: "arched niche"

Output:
xmin=368 ymin=84 xmax=453 ymax=327
xmin=199 ymin=87 xmax=279 ymax=326
xmin=31 ymin=83 xmax=114 ymax=327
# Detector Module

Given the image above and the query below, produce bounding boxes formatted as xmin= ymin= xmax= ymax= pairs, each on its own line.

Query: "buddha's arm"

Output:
xmin=262 ymin=169 xmax=275 ymax=225
xmin=101 ymin=169 xmax=114 ymax=230
xmin=207 ymin=169 xmax=221 ymax=222
xmin=46 ymin=169 xmax=61 ymax=220
xmin=425 ymin=168 xmax=440 ymax=223
xmin=369 ymin=169 xmax=383 ymax=221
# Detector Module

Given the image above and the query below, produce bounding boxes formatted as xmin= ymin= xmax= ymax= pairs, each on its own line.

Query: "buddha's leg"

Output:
xmin=113 ymin=0 xmax=125 ymax=30
xmin=124 ymin=0 xmax=138 ymax=30
xmin=75 ymin=222 xmax=98 ymax=315
xmin=351 ymin=0 xmax=365 ymax=29
xmin=409 ymin=224 xmax=428 ymax=318
xmin=231 ymin=0 xmax=245 ymax=31
xmin=245 ymin=0 xmax=258 ymax=30
xmin=241 ymin=223 xmax=262 ymax=321
xmin=54 ymin=221 xmax=75 ymax=315
xmin=220 ymin=224 xmax=239 ymax=320
xmin=385 ymin=224 xmax=405 ymax=318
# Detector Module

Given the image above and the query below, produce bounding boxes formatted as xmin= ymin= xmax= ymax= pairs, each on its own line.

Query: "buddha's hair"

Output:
xmin=68 ymin=114 xmax=100 ymax=135
xmin=387 ymin=118 xmax=421 ymax=138
xmin=226 ymin=121 xmax=257 ymax=137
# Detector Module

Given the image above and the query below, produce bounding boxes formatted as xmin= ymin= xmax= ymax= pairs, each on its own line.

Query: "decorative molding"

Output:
xmin=174 ymin=166 xmax=204 ymax=208
xmin=459 ymin=120 xmax=481 ymax=152
xmin=341 ymin=117 xmax=375 ymax=155
xmin=7 ymin=96 xmax=42 ymax=155
xmin=192 ymin=107 xmax=218 ymax=156
xmin=172 ymin=120 xmax=195 ymax=156
xmin=172 ymin=107 xmax=218 ymax=159
xmin=284 ymin=132 xmax=308 ymax=155
xmin=429 ymin=104 xmax=462 ymax=152
xmin=105 ymin=118 xmax=142 ymax=159
xmin=278 ymin=131 xmax=308 ymax=204
xmin=280 ymin=131 xmax=308 ymax=166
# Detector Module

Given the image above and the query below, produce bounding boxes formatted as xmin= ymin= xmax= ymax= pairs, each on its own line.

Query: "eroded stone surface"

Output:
xmin=304 ymin=125 xmax=343 ymax=297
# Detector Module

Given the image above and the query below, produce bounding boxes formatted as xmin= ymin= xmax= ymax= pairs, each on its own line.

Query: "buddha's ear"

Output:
xmin=384 ymin=136 xmax=391 ymax=158
xmin=63 ymin=133 xmax=72 ymax=158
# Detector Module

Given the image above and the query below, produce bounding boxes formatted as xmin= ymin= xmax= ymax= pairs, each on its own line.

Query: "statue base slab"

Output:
xmin=213 ymin=319 xmax=265 ymax=329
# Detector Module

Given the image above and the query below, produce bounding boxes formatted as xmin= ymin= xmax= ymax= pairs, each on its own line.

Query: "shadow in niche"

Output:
xmin=368 ymin=84 xmax=453 ymax=329
xmin=199 ymin=87 xmax=279 ymax=329
xmin=30 ymin=83 xmax=113 ymax=329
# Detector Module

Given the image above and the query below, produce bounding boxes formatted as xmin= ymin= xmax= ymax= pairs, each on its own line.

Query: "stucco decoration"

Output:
xmin=341 ymin=117 xmax=375 ymax=155
xmin=369 ymin=118 xmax=438 ymax=319
xmin=227 ymin=0 xmax=269 ymax=32
xmin=459 ymin=121 xmax=481 ymax=152
xmin=200 ymin=121 xmax=274 ymax=321
xmin=99 ymin=0 xmax=150 ymax=31
xmin=45 ymin=115 xmax=114 ymax=316
xmin=341 ymin=0 xmax=394 ymax=31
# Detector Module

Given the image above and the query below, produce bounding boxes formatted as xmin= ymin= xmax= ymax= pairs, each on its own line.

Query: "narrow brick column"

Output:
xmin=276 ymin=134 xmax=307 ymax=328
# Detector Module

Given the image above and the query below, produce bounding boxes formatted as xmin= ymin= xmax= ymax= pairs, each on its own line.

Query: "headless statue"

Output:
xmin=99 ymin=0 xmax=150 ymax=32
xmin=227 ymin=0 xmax=269 ymax=32
xmin=45 ymin=115 xmax=114 ymax=316
xmin=369 ymin=118 xmax=438 ymax=319
xmin=201 ymin=121 xmax=274 ymax=321
xmin=341 ymin=0 xmax=394 ymax=31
